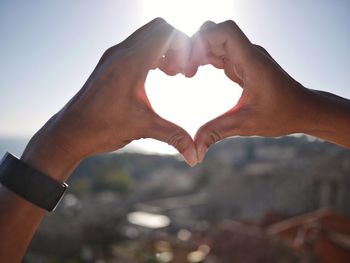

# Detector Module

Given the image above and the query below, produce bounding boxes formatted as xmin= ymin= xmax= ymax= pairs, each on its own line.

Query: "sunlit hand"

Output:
xmin=22 ymin=18 xmax=198 ymax=182
xmin=186 ymin=20 xmax=326 ymax=162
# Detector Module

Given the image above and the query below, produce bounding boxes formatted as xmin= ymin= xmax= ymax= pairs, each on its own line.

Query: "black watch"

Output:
xmin=0 ymin=152 xmax=68 ymax=211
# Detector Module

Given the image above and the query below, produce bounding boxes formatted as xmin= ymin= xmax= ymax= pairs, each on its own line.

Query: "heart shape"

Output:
xmin=132 ymin=19 xmax=287 ymax=166
xmin=146 ymin=66 xmax=242 ymax=138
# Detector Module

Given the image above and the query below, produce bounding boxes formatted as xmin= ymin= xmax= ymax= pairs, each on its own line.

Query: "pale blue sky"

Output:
xmin=1 ymin=0 xmax=349 ymax=153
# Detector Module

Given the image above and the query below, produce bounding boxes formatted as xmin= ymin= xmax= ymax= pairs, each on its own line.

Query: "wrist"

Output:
xmin=21 ymin=127 xmax=81 ymax=182
xmin=291 ymin=84 xmax=323 ymax=134
xmin=299 ymin=88 xmax=350 ymax=147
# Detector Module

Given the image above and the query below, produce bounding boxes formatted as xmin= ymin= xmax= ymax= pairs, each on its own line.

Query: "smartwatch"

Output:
xmin=0 ymin=152 xmax=68 ymax=211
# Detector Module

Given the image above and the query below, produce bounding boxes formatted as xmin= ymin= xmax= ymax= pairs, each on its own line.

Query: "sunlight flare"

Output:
xmin=141 ymin=0 xmax=236 ymax=35
xmin=128 ymin=0 xmax=242 ymax=155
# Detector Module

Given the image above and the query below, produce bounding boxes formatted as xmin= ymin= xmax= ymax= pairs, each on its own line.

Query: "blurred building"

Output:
xmin=268 ymin=208 xmax=350 ymax=263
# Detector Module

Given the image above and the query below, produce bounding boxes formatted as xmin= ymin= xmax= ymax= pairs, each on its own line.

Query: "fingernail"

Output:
xmin=197 ymin=144 xmax=208 ymax=163
xmin=182 ymin=148 xmax=198 ymax=167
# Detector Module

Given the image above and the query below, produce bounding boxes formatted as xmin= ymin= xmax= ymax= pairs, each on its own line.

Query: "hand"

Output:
xmin=22 ymin=18 xmax=198 ymax=182
xmin=186 ymin=20 xmax=318 ymax=162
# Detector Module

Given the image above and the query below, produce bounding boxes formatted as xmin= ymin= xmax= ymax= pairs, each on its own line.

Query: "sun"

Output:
xmin=141 ymin=0 xmax=236 ymax=36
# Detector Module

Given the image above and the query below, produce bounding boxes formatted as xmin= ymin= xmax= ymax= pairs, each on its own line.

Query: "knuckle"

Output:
xmin=203 ymin=20 xmax=214 ymax=24
xmin=207 ymin=130 xmax=222 ymax=146
xmin=103 ymin=47 xmax=113 ymax=57
xmin=166 ymin=131 xmax=189 ymax=153
xmin=253 ymin=44 xmax=263 ymax=50
xmin=201 ymin=20 xmax=215 ymax=29
xmin=200 ymin=124 xmax=222 ymax=147
xmin=153 ymin=17 xmax=167 ymax=24
xmin=103 ymin=43 xmax=124 ymax=56
xmin=219 ymin=20 xmax=245 ymax=43
xmin=222 ymin=20 xmax=238 ymax=31
xmin=101 ymin=46 xmax=116 ymax=61
xmin=253 ymin=44 xmax=269 ymax=56
xmin=102 ymin=44 xmax=127 ymax=65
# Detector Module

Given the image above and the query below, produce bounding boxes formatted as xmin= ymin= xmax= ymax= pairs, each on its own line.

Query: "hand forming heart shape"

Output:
xmin=24 ymin=18 xmax=307 ymax=183
xmin=146 ymin=20 xmax=305 ymax=164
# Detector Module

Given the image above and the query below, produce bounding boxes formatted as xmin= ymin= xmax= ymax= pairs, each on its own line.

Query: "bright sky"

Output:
xmin=1 ymin=0 xmax=349 ymax=155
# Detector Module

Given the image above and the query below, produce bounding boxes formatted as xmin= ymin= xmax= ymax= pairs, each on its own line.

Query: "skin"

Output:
xmin=185 ymin=20 xmax=350 ymax=162
xmin=0 ymin=18 xmax=350 ymax=262
xmin=0 ymin=18 xmax=198 ymax=262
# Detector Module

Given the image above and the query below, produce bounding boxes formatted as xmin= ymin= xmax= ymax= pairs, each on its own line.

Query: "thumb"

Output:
xmin=147 ymin=115 xmax=198 ymax=167
xmin=194 ymin=110 xmax=246 ymax=163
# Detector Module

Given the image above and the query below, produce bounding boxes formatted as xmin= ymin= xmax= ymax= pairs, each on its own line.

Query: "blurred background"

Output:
xmin=1 ymin=1 xmax=350 ymax=262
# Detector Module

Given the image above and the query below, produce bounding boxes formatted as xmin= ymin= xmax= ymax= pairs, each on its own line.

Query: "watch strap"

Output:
xmin=0 ymin=152 xmax=68 ymax=211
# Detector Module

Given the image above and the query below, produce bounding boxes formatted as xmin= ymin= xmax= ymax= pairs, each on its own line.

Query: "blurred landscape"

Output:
xmin=2 ymin=136 xmax=350 ymax=263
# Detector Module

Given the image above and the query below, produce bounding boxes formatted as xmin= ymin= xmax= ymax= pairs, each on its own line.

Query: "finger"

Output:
xmin=158 ymin=49 xmax=184 ymax=76
xmin=200 ymin=53 xmax=225 ymax=68
xmin=147 ymin=115 xmax=198 ymax=167
xmin=200 ymin=20 xmax=217 ymax=30
xmin=189 ymin=20 xmax=252 ymax=70
xmin=184 ymin=33 xmax=208 ymax=77
xmin=194 ymin=109 xmax=247 ymax=163
xmin=185 ymin=20 xmax=220 ymax=77
xmin=135 ymin=21 xmax=191 ymax=73
xmin=99 ymin=18 xmax=167 ymax=66
xmin=185 ymin=52 xmax=225 ymax=78
xmin=157 ymin=30 xmax=192 ymax=75
xmin=187 ymin=20 xmax=252 ymax=82
xmin=120 ymin=17 xmax=167 ymax=47
xmin=158 ymin=55 xmax=178 ymax=76
xmin=167 ymin=30 xmax=191 ymax=71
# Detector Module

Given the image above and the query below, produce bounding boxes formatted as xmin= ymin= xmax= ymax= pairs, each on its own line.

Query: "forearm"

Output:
xmin=300 ymin=87 xmax=350 ymax=148
xmin=0 ymin=186 xmax=45 ymax=263
xmin=0 ymin=130 xmax=79 ymax=262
